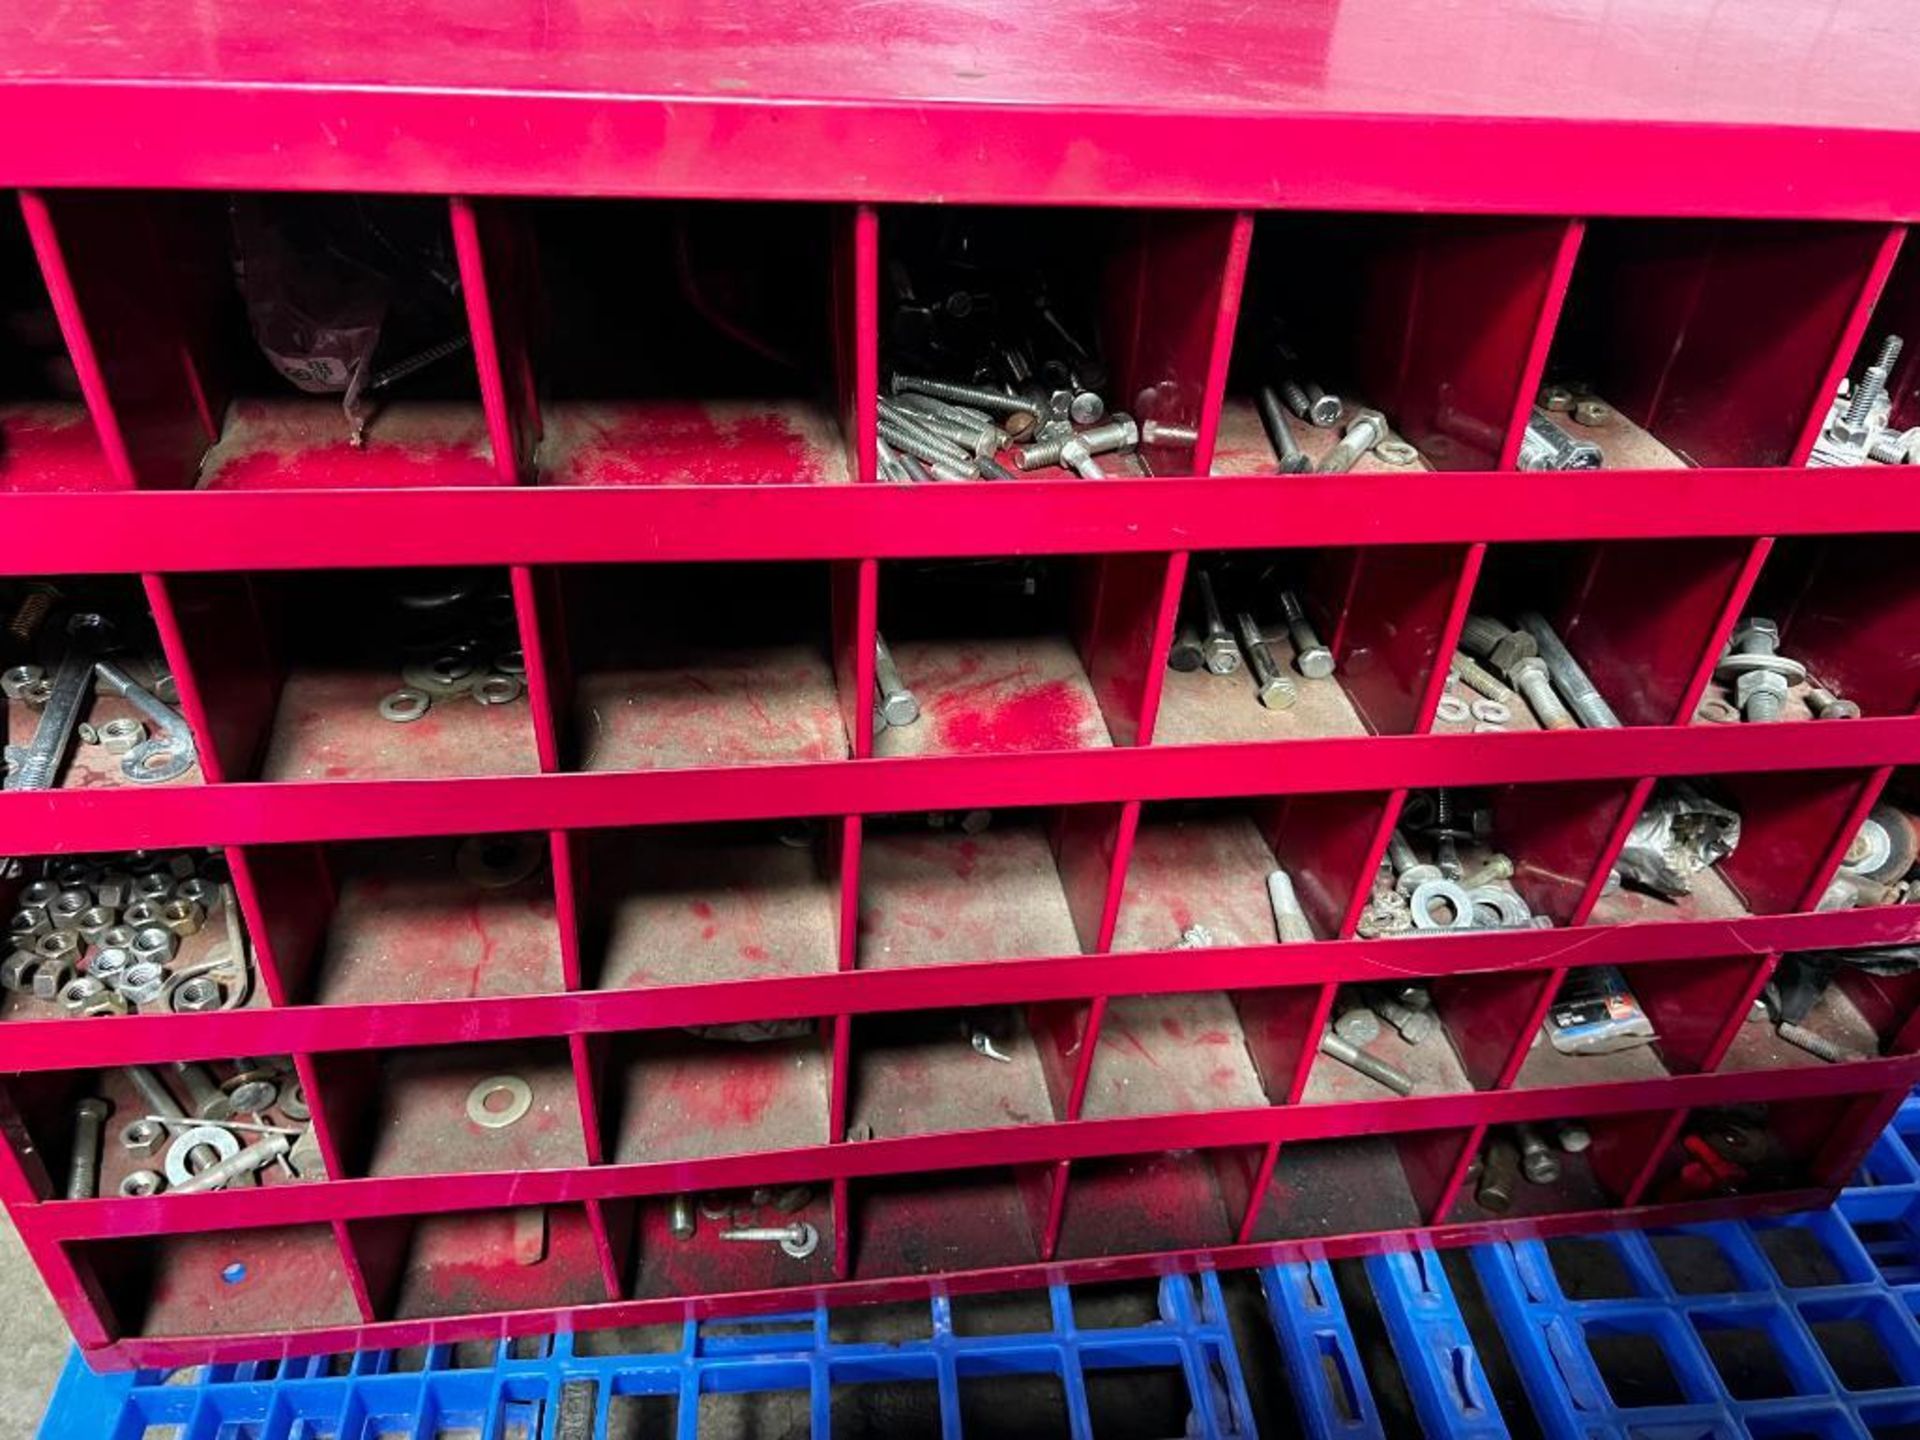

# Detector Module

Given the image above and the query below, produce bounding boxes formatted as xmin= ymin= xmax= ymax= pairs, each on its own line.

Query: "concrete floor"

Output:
xmin=1 ymin=1214 xmax=66 ymax=1440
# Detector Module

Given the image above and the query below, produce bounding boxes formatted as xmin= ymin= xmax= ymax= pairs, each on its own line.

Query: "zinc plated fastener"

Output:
xmin=1316 ymin=410 xmax=1387 ymax=474
xmin=1256 ymin=386 xmax=1312 ymax=474
xmin=720 ymin=1221 xmax=820 ymax=1258
xmin=891 ymin=374 xmax=1038 ymax=438
xmin=1319 ymin=1029 xmax=1415 ymax=1095
xmin=1266 ymin=869 xmax=1315 ymax=943
xmin=1277 ymin=591 xmax=1333 ymax=678
xmin=1195 ymin=571 xmax=1240 ymax=675
xmin=872 ymin=634 xmax=919 ymax=728
xmin=1517 ymin=612 xmax=1620 ymax=728
xmin=1507 ymin=656 xmax=1578 ymax=731
xmin=1235 ymin=613 xmax=1297 ymax=710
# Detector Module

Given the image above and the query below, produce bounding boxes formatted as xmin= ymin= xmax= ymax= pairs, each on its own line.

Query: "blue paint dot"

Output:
xmin=221 ymin=1262 xmax=248 ymax=1285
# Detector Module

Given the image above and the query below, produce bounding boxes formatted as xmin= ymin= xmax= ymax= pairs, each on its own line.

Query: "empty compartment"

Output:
xmin=1155 ymin=548 xmax=1465 ymax=745
xmin=1302 ymin=983 xmax=1476 ymax=1104
xmin=1697 ymin=536 xmax=1920 ymax=725
xmin=1214 ymin=213 xmax=1569 ymax=474
xmin=852 ymin=1166 xmax=1051 ymax=1279
xmin=312 ymin=1039 xmax=587 ymax=1179
xmin=243 ymin=833 xmax=562 ymax=1006
xmin=164 ymin=566 xmax=538 ymax=782
xmin=75 ymin=1224 xmax=361 ymax=1338
xmin=0 ymin=1056 xmax=317 ymax=1201
xmin=1441 ymin=539 xmax=1754 ymax=734
xmin=1450 ymin=1112 xmax=1675 ymax=1223
xmin=879 ymin=206 xmax=1237 ymax=480
xmin=1725 ymin=947 xmax=1919 ymax=1072
xmin=1250 ymin=1129 xmax=1473 ymax=1241
xmin=1054 ymin=1147 xmax=1262 ymax=1260
xmin=578 ymin=819 xmax=845 ymax=990
xmin=1540 ymin=219 xmax=1887 ymax=468
xmin=847 ymin=1005 xmax=1067 ymax=1139
xmin=553 ymin=562 xmax=855 ymax=771
xmin=0 ymin=198 xmax=109 ymax=489
xmin=348 ymin=1204 xmax=609 ymax=1320
xmin=598 ymin=1019 xmax=832 ymax=1164
xmin=1591 ymin=770 xmax=1872 ymax=926
xmin=2 ymin=845 xmax=261 ymax=1022
xmin=1080 ymin=984 xmax=1310 ymax=1120
xmin=1644 ymin=1097 xmax=1884 ymax=1205
xmin=623 ymin=1183 xmax=837 ymax=1298
xmin=873 ymin=555 xmax=1167 ymax=757
xmin=856 ymin=804 xmax=1118 ymax=969
xmin=1513 ymin=957 xmax=1763 ymax=1090
xmin=2 ymin=575 xmax=203 ymax=789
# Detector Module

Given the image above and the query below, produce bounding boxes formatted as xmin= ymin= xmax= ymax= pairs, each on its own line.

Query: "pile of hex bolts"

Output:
xmin=1167 ymin=565 xmax=1335 ymax=709
xmin=1316 ymin=985 xmax=1439 ymax=1096
xmin=1443 ymin=611 xmax=1617 ymax=732
xmin=1473 ymin=1122 xmax=1589 ymax=1212
xmin=1252 ymin=343 xmax=1421 ymax=474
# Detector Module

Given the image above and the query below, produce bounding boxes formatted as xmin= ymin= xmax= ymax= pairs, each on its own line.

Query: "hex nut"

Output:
xmin=88 ymin=946 xmax=131 ymax=983
xmin=1736 ymin=668 xmax=1789 ymax=711
xmin=50 ymin=890 xmax=91 ymax=926
xmin=118 ymin=961 xmax=166 ymax=1005
xmin=1697 ymin=697 xmax=1741 ymax=724
xmin=119 ymin=1170 xmax=165 ymax=1198
xmin=33 ymin=929 xmax=79 ymax=960
xmin=58 ymin=975 xmax=109 ymax=1014
xmin=174 ymin=877 xmax=215 ymax=907
xmin=93 ymin=873 xmax=132 ymax=909
xmin=30 ymin=959 xmax=72 ymax=1002
xmin=76 ymin=906 xmax=116 ymax=944
xmin=170 ymin=976 xmax=225 ymax=1013
xmin=160 ymin=899 xmax=206 ymax=938
xmin=98 ymin=718 xmax=147 ymax=755
xmin=1570 ymin=399 xmax=1612 ymax=427
xmin=101 ymin=925 xmax=135 ymax=950
xmin=120 ymin=1118 xmax=167 ymax=1156
xmin=8 ymin=909 xmax=46 ymax=943
xmin=123 ymin=899 xmax=163 ymax=929
xmin=0 ymin=664 xmax=45 ymax=700
xmin=1538 ymin=385 xmax=1574 ymax=412
xmin=20 ymin=880 xmax=59 ymax=910
xmin=2 ymin=951 xmax=39 ymax=991
xmin=130 ymin=927 xmax=175 ymax=964
xmin=133 ymin=873 xmax=174 ymax=902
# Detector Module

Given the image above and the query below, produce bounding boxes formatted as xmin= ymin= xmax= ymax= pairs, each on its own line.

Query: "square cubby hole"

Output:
xmin=575 ymin=819 xmax=847 ymax=990
xmin=1214 ymin=213 xmax=1570 ymax=475
xmin=74 ymin=1224 xmax=362 ymax=1339
xmin=243 ymin=832 xmax=563 ymax=1006
xmin=1301 ymin=985 xmax=1477 ymax=1105
xmin=0 ymin=198 xmax=109 ymax=489
xmin=589 ymin=1018 xmax=832 ymax=1166
xmin=1154 ymin=548 xmax=1465 ymax=746
xmin=1451 ymin=1111 xmax=1676 ymax=1223
xmin=1539 ymin=219 xmax=1887 ymax=469
xmin=346 ymin=1204 xmax=610 ymax=1320
xmin=548 ymin=561 xmax=857 ymax=771
xmin=1249 ymin=1129 xmax=1474 ymax=1242
xmin=1812 ymin=240 xmax=1920 ymax=467
xmin=879 ymin=206 xmax=1238 ymax=479
xmin=1641 ymin=1097 xmax=1886 ymax=1205
xmin=851 ymin=1166 xmax=1053 ymax=1280
xmin=1438 ymin=538 xmax=1755 ymax=735
xmin=855 ymin=805 xmax=1120 ymax=969
xmin=616 ymin=1183 xmax=838 ymax=1298
xmin=1723 ymin=946 xmax=1920 ymax=1073
xmin=873 ymin=556 xmax=1166 ymax=757
xmin=1590 ymin=770 xmax=1874 ymax=927
xmin=1054 ymin=1147 xmax=1263 ymax=1261
xmin=506 ymin=199 xmax=857 ymax=486
xmin=2 ymin=574 xmax=204 ymax=789
xmin=1079 ymin=983 xmax=1313 ymax=1120
xmin=847 ymin=1005 xmax=1070 ymax=1140
xmin=1825 ymin=774 xmax=1920 ymax=912
xmin=1694 ymin=535 xmax=1920 ymax=726
xmin=311 ymin=1039 xmax=588 ymax=1179
xmin=163 ymin=566 xmax=538 ymax=782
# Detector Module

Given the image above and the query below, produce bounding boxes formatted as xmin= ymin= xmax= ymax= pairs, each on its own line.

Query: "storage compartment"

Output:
xmin=312 ymin=1040 xmax=588 ymax=1179
xmin=1810 ymin=237 xmax=1920 ymax=465
xmin=162 ymin=565 xmax=539 ymax=782
xmin=1439 ymin=538 xmax=1755 ymax=734
xmin=348 ymin=1204 xmax=610 ymax=1319
xmin=1153 ymin=547 xmax=1466 ymax=745
xmin=1824 ymin=776 xmax=1920 ymax=912
xmin=1645 ymin=1097 xmax=1885 ymax=1204
xmin=851 ymin=1166 xmax=1052 ymax=1279
xmin=549 ymin=561 xmax=857 ymax=771
xmin=1 ymin=575 xmax=202 ymax=790
xmin=1213 ymin=214 xmax=1570 ymax=474
xmin=878 ymin=206 xmax=1238 ymax=479
xmin=1250 ymin=1129 xmax=1475 ymax=1241
xmin=1078 ymin=985 xmax=1310 ymax=1120
xmin=872 ymin=556 xmax=1167 ymax=757
xmin=1054 ymin=1147 xmax=1261 ymax=1260
xmin=243 ymin=833 xmax=563 ymax=1006
xmin=1450 ymin=1112 xmax=1675 ymax=1223
xmin=0 ymin=197 xmax=108 ymax=489
xmin=1300 ymin=984 xmax=1477 ymax=1104
xmin=1724 ymin=946 xmax=1920 ymax=1072
xmin=75 ymin=1224 xmax=362 ymax=1338
xmin=622 ymin=1183 xmax=837 ymax=1297
xmin=1511 ymin=957 xmax=1765 ymax=1090
xmin=855 ymin=805 xmax=1119 ymax=969
xmin=576 ymin=819 xmax=846 ymax=990
xmin=846 ymin=1005 xmax=1068 ymax=1139
xmin=1540 ymin=219 xmax=1887 ymax=469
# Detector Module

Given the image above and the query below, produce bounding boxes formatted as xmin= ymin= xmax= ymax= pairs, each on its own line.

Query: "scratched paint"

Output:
xmin=198 ymin=397 xmax=501 ymax=490
xmin=873 ymin=637 xmax=1112 ymax=759
xmin=539 ymin=399 xmax=849 ymax=487
xmin=0 ymin=402 xmax=115 ymax=491
xmin=858 ymin=819 xmax=1084 ymax=968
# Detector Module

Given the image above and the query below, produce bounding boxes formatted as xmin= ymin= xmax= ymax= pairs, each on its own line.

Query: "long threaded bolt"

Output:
xmin=1777 ymin=1021 xmax=1851 ymax=1063
xmin=1235 ymin=612 xmax=1297 ymax=709
xmin=1368 ymin=992 xmax=1434 ymax=1044
xmin=877 ymin=416 xmax=971 ymax=471
xmin=1266 ymin=869 xmax=1316 ymax=943
xmin=875 ymin=439 xmax=913 ymax=484
xmin=1459 ymin=616 xmax=1537 ymax=674
xmin=1168 ymin=623 xmax=1205 ymax=673
xmin=1319 ymin=1029 xmax=1415 ymax=1094
xmin=892 ymin=373 xmax=1036 ymax=423
xmin=1277 ymin=591 xmax=1334 ymax=678
xmin=1451 ymin=653 xmax=1521 ymax=709
xmin=1195 ymin=571 xmax=1239 ymax=675
xmin=1515 ymin=1124 xmax=1561 ymax=1184
xmin=669 ymin=1195 xmax=696 ymax=1240
xmin=1517 ymin=612 xmax=1620 ymax=728
xmin=1509 ymin=657 xmax=1578 ymax=730
xmin=1256 ymin=387 xmax=1312 ymax=474
xmin=1275 ymin=379 xmax=1316 ymax=423
xmin=873 ymin=634 xmax=919 ymax=728
xmin=1317 ymin=412 xmax=1387 ymax=474
xmin=1808 ymin=687 xmax=1862 ymax=720
xmin=880 ymin=401 xmax=995 ymax=459
xmin=1877 ymin=334 xmax=1906 ymax=374
xmin=67 ymin=1098 xmax=110 ymax=1200
xmin=173 ymin=1133 xmax=291 ymax=1194
xmin=1013 ymin=416 xmax=1138 ymax=471
xmin=7 ymin=585 xmax=58 ymax=645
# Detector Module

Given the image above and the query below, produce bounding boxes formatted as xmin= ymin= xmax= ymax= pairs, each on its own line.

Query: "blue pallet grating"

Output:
xmin=41 ymin=1271 xmax=1257 ymax=1439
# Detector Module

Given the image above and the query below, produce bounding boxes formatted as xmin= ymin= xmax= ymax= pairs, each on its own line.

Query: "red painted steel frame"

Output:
xmin=3 ymin=0 xmax=1920 ymax=1368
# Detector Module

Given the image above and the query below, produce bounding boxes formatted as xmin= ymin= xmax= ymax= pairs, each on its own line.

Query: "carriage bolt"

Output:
xmin=4 ymin=643 xmax=95 ymax=792
xmin=1013 ymin=416 xmax=1137 ymax=470
xmin=1140 ymin=420 xmax=1199 ymax=447
xmin=1368 ymin=991 xmax=1435 ymax=1044
xmin=1476 ymin=1136 xmax=1520 ymax=1213
xmin=1168 ymin=624 xmax=1205 ymax=673
xmin=1808 ymin=687 xmax=1862 ymax=720
xmin=1517 ymin=612 xmax=1620 ymax=728
xmin=1450 ymin=653 xmax=1522 ymax=710
xmin=1277 ymin=591 xmax=1334 ymax=678
xmin=1332 ymin=1003 xmax=1381 ymax=1044
xmin=1266 ymin=869 xmax=1315 ymax=943
xmin=1776 ymin=1021 xmax=1849 ymax=1063
xmin=66 ymin=1098 xmax=110 ymax=1200
xmin=173 ymin=1063 xmax=232 ymax=1120
xmin=891 ymin=374 xmax=1038 ymax=430
xmin=1316 ymin=410 xmax=1387 ymax=474
xmin=669 ymin=1194 xmax=696 ymax=1240
xmin=1515 ymin=1124 xmax=1561 ymax=1184
xmin=171 ymin=1133 xmax=291 ymax=1194
xmin=1256 ymin=386 xmax=1312 ymax=474
xmin=1459 ymin=616 xmax=1536 ymax=675
xmin=1058 ymin=439 xmax=1105 ymax=479
xmin=1235 ymin=613 xmax=1297 ymax=710
xmin=1195 ymin=571 xmax=1239 ymax=675
xmin=1386 ymin=829 xmax=1442 ymax=897
xmin=1507 ymin=658 xmax=1578 ymax=730
xmin=872 ymin=634 xmax=919 ymax=728
xmin=719 ymin=1221 xmax=819 ymax=1259
xmin=1319 ymin=1030 xmax=1415 ymax=1095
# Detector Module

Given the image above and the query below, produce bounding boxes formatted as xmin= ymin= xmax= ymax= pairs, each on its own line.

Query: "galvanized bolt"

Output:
xmin=1168 ymin=623 xmax=1205 ymax=673
xmin=1776 ymin=1021 xmax=1850 ymax=1063
xmin=719 ymin=1221 xmax=819 ymax=1259
xmin=1515 ymin=1124 xmax=1561 ymax=1184
xmin=1195 ymin=571 xmax=1239 ymax=675
xmin=1276 ymin=379 xmax=1341 ymax=428
xmin=880 ymin=400 xmax=994 ymax=459
xmin=1461 ymin=855 xmax=1515 ymax=890
xmin=1808 ymin=687 xmax=1862 ymax=720
xmin=1450 ymin=653 xmax=1522 ymax=711
xmin=1012 ymin=416 xmax=1138 ymax=471
xmin=872 ymin=634 xmax=919 ymax=728
xmin=1267 ymin=870 xmax=1315 ymax=943
xmin=1256 ymin=386 xmax=1312 ymax=474
xmin=172 ymin=1133 xmax=291 ymax=1194
xmin=1277 ymin=591 xmax=1334 ymax=678
xmin=1476 ymin=1135 xmax=1520 ymax=1213
xmin=1057 ymin=438 xmax=1105 ymax=480
xmin=892 ymin=373 xmax=1038 ymax=429
xmin=1316 ymin=410 xmax=1387 ymax=474
xmin=1460 ymin=616 xmax=1536 ymax=675
xmin=66 ymin=1098 xmax=110 ymax=1200
xmin=1387 ymin=829 xmax=1442 ymax=897
xmin=669 ymin=1195 xmax=696 ymax=1240
xmin=1508 ymin=657 xmax=1578 ymax=731
xmin=1517 ymin=612 xmax=1620 ymax=729
xmin=1332 ymin=1003 xmax=1381 ymax=1044
xmin=1140 ymin=420 xmax=1199 ymax=447
xmin=1234 ymin=612 xmax=1296 ymax=710
xmin=1319 ymin=1029 xmax=1415 ymax=1094
xmin=1368 ymin=991 xmax=1434 ymax=1044
xmin=1069 ymin=391 xmax=1106 ymax=426
xmin=1830 ymin=362 xmax=1890 ymax=449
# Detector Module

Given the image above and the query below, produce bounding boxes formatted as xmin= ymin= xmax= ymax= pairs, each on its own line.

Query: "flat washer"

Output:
xmin=164 ymin=1124 xmax=242 ymax=1186
xmin=279 ymin=1082 xmax=311 ymax=1122
xmin=467 ymin=1075 xmax=534 ymax=1129
xmin=1466 ymin=884 xmax=1532 ymax=927
xmin=1408 ymin=878 xmax=1478 ymax=931
xmin=379 ymin=687 xmax=432 ymax=723
xmin=1470 ymin=699 xmax=1511 ymax=724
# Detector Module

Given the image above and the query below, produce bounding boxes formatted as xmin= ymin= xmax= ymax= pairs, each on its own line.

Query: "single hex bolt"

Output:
xmin=1140 ymin=420 xmax=1199 ymax=447
xmin=1276 ymin=379 xmax=1341 ymax=428
xmin=719 ymin=1222 xmax=819 ymax=1259
xmin=1012 ymin=416 xmax=1138 ymax=470
xmin=172 ymin=1133 xmax=292 ymax=1194
xmin=1168 ymin=623 xmax=1205 ymax=673
xmin=172 ymin=1062 xmax=231 ymax=1120
xmin=669 ymin=1195 xmax=696 ymax=1240
xmin=1476 ymin=1136 xmax=1521 ymax=1213
xmin=1256 ymin=386 xmax=1312 ymax=474
xmin=1195 ymin=571 xmax=1239 ymax=675
xmin=1508 ymin=657 xmax=1578 ymax=731
xmin=1450 ymin=653 xmax=1522 ymax=710
xmin=1808 ymin=687 xmax=1862 ymax=720
xmin=1068 ymin=391 xmax=1105 ymax=426
xmin=1267 ymin=869 xmax=1316 ymax=943
xmin=1235 ymin=612 xmax=1297 ymax=710
xmin=1459 ymin=616 xmax=1537 ymax=675
xmin=1332 ymin=1003 xmax=1382 ymax=1044
xmin=872 ymin=634 xmax=920 ymax=728
xmin=1776 ymin=1021 xmax=1850 ymax=1063
xmin=1054 ymin=438 xmax=1104 ymax=480
xmin=1316 ymin=411 xmax=1387 ymax=474
xmin=67 ymin=1098 xmax=110 ymax=1200
xmin=1515 ymin=1124 xmax=1561 ymax=1184
xmin=1277 ymin=591 xmax=1334 ymax=679
xmin=1831 ymin=363 xmax=1889 ymax=448
xmin=1517 ymin=612 xmax=1620 ymax=728
xmin=1319 ymin=1029 xmax=1415 ymax=1094
xmin=1368 ymin=991 xmax=1435 ymax=1044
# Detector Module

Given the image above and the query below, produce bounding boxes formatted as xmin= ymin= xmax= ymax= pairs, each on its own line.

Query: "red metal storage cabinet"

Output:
xmin=3 ymin=2 xmax=1920 ymax=1369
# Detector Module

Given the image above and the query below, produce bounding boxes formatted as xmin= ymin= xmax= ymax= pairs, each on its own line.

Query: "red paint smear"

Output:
xmin=690 ymin=901 xmax=714 ymax=918
xmin=556 ymin=402 xmax=830 ymax=487
xmin=742 ymin=944 xmax=769 ymax=961
xmin=934 ymin=677 xmax=1089 ymax=754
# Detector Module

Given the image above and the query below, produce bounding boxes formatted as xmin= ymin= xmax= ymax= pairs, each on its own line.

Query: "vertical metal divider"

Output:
xmin=1705 ymin=952 xmax=1784 ymax=1073
xmin=1813 ymin=1086 xmax=1912 ymax=1188
xmin=1425 ymin=1123 xmax=1488 ymax=1224
xmin=1787 ymin=223 xmax=1908 ymax=468
xmin=1189 ymin=213 xmax=1256 ymax=477
xmin=852 ymin=206 xmax=880 ymax=486
xmin=16 ymin=1226 xmax=115 ymax=1348
xmin=1621 ymin=1109 xmax=1692 ymax=1208
xmin=1797 ymin=763 xmax=1897 ymax=913
xmin=1670 ymin=537 xmax=1776 ymax=726
xmin=1495 ymin=219 xmax=1586 ymax=470
xmin=449 ymin=197 xmax=527 ymax=486
xmin=1411 ymin=543 xmax=1487 ymax=733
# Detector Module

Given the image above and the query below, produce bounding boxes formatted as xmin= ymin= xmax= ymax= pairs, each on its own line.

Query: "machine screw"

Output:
xmin=1140 ymin=420 xmax=1199 ymax=447
xmin=1012 ymin=416 xmax=1137 ymax=471
xmin=1776 ymin=1021 xmax=1850 ymax=1063
xmin=1386 ymin=829 xmax=1442 ymax=897
xmin=1256 ymin=386 xmax=1313 ymax=474
xmin=872 ymin=634 xmax=920 ymax=728
xmin=877 ymin=415 xmax=973 ymax=474
xmin=1319 ymin=1029 xmax=1415 ymax=1095
xmin=1517 ymin=612 xmax=1620 ymax=728
xmin=172 ymin=1133 xmax=291 ymax=1194
xmin=1057 ymin=439 xmax=1105 ymax=479
xmin=1277 ymin=592 xmax=1334 ymax=678
xmin=1830 ymin=360 xmax=1891 ymax=449
xmin=1316 ymin=410 xmax=1387 ymax=474
xmin=669 ymin=1195 xmax=696 ymax=1240
xmin=1450 ymin=653 xmax=1522 ymax=710
xmin=1367 ymin=991 xmax=1435 ymax=1044
xmin=66 ymin=1098 xmax=110 ymax=1200
xmin=1515 ymin=1124 xmax=1561 ymax=1184
xmin=1508 ymin=657 xmax=1578 ymax=731
xmin=1808 ymin=687 xmax=1862 ymax=720
xmin=1459 ymin=616 xmax=1537 ymax=676
xmin=891 ymin=374 xmax=1039 ymax=435
xmin=1195 ymin=571 xmax=1240 ymax=675
xmin=720 ymin=1222 xmax=820 ymax=1259
xmin=1234 ymin=612 xmax=1296 ymax=710
xmin=1266 ymin=869 xmax=1316 ymax=943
